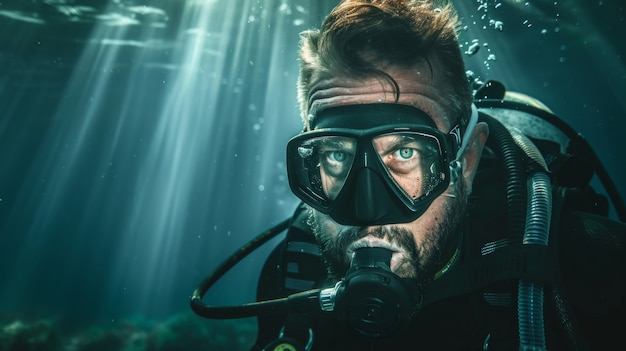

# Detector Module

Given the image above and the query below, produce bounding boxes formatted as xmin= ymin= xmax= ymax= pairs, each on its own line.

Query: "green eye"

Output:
xmin=398 ymin=148 xmax=414 ymax=159
xmin=329 ymin=151 xmax=347 ymax=162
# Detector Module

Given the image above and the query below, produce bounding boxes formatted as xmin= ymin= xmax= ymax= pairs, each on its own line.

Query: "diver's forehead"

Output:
xmin=306 ymin=68 xmax=452 ymax=131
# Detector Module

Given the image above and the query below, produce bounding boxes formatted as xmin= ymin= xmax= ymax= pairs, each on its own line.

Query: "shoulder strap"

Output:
xmin=254 ymin=203 xmax=326 ymax=350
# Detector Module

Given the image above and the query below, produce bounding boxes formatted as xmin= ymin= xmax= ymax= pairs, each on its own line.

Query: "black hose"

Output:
xmin=190 ymin=218 xmax=301 ymax=319
xmin=479 ymin=113 xmax=528 ymax=242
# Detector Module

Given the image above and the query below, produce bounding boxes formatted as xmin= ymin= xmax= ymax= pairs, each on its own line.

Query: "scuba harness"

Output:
xmin=190 ymin=81 xmax=625 ymax=350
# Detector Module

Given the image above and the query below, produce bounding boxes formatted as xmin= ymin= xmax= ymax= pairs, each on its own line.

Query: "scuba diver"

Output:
xmin=191 ymin=0 xmax=626 ymax=349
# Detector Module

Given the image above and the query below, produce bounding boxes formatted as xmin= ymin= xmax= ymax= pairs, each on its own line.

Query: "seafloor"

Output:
xmin=0 ymin=313 xmax=256 ymax=351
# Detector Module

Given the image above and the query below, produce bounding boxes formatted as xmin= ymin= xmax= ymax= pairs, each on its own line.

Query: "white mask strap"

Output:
xmin=455 ymin=103 xmax=479 ymax=160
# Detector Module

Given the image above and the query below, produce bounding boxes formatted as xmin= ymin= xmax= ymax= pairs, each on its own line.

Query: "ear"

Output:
xmin=460 ymin=121 xmax=489 ymax=193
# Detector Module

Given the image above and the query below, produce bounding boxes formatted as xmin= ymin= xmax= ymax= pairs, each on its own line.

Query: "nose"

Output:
xmin=354 ymin=168 xmax=395 ymax=224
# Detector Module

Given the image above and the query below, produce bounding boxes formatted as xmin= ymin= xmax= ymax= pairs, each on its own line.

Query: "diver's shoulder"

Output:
xmin=557 ymin=210 xmax=626 ymax=279
xmin=557 ymin=210 xmax=626 ymax=317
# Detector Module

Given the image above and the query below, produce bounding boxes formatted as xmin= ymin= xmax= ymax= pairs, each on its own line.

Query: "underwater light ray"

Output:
xmin=195 ymin=12 xmax=310 ymax=301
xmin=0 ymin=24 xmax=137 ymax=299
xmin=190 ymin=4 xmax=273 ymax=237
xmin=0 ymin=1 xmax=182 ymax=320
xmin=247 ymin=1 xmax=303 ymax=227
xmin=149 ymin=0 xmax=307 ymax=307
xmin=99 ymin=0 xmax=253 ymax=317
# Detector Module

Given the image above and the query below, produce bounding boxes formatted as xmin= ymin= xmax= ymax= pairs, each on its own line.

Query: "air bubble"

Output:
xmin=465 ymin=42 xmax=481 ymax=55
xmin=279 ymin=3 xmax=291 ymax=15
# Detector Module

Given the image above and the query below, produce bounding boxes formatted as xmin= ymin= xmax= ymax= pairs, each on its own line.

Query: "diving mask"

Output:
xmin=286 ymin=103 xmax=477 ymax=225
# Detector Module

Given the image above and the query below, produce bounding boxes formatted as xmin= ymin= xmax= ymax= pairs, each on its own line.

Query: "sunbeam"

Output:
xmin=0 ymin=0 xmax=310 ymax=327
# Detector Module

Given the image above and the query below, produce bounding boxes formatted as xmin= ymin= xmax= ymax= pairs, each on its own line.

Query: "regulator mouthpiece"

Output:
xmin=319 ymin=247 xmax=419 ymax=338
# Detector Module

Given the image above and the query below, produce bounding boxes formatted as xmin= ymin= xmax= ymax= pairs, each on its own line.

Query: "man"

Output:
xmin=252 ymin=0 xmax=625 ymax=349
xmin=294 ymin=0 xmax=485 ymax=287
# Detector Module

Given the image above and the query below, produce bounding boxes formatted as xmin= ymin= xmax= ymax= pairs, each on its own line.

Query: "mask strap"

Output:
xmin=455 ymin=103 xmax=479 ymax=160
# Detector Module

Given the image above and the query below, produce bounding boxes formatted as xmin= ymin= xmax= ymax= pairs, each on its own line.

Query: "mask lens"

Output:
xmin=291 ymin=135 xmax=357 ymax=204
xmin=373 ymin=132 xmax=446 ymax=206
xmin=288 ymin=129 xmax=449 ymax=214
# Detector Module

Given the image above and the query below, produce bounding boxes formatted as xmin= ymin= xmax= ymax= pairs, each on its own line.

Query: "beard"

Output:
xmin=309 ymin=176 xmax=469 ymax=288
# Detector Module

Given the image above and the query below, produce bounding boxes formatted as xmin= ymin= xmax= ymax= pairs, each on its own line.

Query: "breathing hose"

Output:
xmin=190 ymin=218 xmax=323 ymax=319
xmin=480 ymin=113 xmax=551 ymax=351
xmin=518 ymin=171 xmax=551 ymax=351
xmin=480 ymin=114 xmax=528 ymax=241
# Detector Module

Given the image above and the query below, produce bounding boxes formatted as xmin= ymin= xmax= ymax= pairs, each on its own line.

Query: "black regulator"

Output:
xmin=190 ymin=223 xmax=421 ymax=339
xmin=320 ymin=247 xmax=420 ymax=337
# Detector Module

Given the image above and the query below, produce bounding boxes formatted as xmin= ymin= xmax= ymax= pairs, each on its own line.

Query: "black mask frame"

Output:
xmin=286 ymin=104 xmax=464 ymax=225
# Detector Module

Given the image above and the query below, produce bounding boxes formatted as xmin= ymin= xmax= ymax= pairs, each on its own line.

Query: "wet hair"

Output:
xmin=297 ymin=0 xmax=472 ymax=130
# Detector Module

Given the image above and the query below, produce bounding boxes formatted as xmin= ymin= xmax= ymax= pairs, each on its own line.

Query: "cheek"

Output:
xmin=405 ymin=195 xmax=451 ymax=244
xmin=392 ymin=173 xmax=423 ymax=199
xmin=312 ymin=212 xmax=342 ymax=239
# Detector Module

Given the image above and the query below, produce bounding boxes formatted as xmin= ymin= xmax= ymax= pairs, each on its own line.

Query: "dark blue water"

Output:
xmin=0 ymin=0 xmax=624 ymax=349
